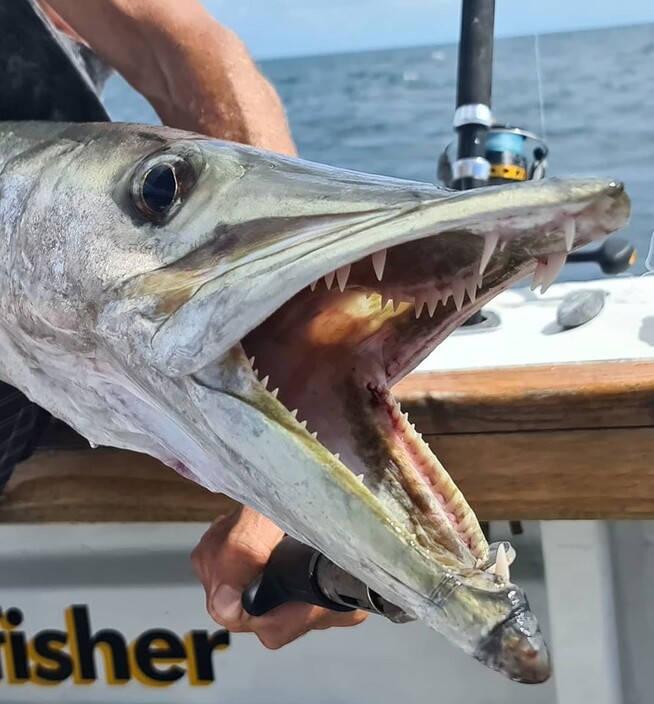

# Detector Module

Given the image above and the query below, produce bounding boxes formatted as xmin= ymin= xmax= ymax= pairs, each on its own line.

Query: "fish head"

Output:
xmin=0 ymin=122 xmax=630 ymax=681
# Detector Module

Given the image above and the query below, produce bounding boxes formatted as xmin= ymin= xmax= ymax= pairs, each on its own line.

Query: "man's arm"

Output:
xmin=43 ymin=0 xmax=297 ymax=155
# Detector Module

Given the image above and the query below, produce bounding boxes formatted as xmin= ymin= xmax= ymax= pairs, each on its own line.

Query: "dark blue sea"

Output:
xmin=105 ymin=23 xmax=654 ymax=280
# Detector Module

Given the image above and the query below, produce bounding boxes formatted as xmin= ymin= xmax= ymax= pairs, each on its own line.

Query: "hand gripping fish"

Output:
xmin=0 ymin=120 xmax=630 ymax=682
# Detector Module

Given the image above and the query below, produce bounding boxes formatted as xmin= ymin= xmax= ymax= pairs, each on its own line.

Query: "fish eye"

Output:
xmin=130 ymin=151 xmax=199 ymax=223
xmin=141 ymin=164 xmax=178 ymax=216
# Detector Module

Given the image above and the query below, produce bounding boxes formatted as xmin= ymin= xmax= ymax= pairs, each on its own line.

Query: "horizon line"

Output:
xmin=256 ymin=19 xmax=652 ymax=63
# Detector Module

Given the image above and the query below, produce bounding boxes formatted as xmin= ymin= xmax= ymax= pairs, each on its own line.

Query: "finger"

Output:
xmin=191 ymin=506 xmax=284 ymax=627
xmin=253 ymin=604 xmax=369 ymax=649
xmin=312 ymin=609 xmax=369 ymax=630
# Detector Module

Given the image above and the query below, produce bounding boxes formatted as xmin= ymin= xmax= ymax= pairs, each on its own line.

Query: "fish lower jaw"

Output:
xmin=241 ymin=347 xmax=488 ymax=568
xmin=367 ymin=383 xmax=487 ymax=563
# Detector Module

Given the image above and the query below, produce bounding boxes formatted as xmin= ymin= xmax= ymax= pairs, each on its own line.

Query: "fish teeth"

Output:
xmin=530 ymin=261 xmax=546 ymax=291
xmin=380 ymin=294 xmax=392 ymax=311
xmin=499 ymin=239 xmax=508 ymax=252
xmin=414 ymin=296 xmax=426 ymax=318
xmin=465 ymin=276 xmax=478 ymax=303
xmin=451 ymin=279 xmax=466 ymax=311
xmin=299 ymin=419 xmax=307 ymax=429
xmin=248 ymin=356 xmax=256 ymax=368
xmin=426 ymin=291 xmax=440 ymax=317
xmin=356 ymin=473 xmax=365 ymax=483
xmin=334 ymin=453 xmax=340 ymax=461
xmin=540 ymin=252 xmax=567 ymax=293
xmin=260 ymin=375 xmax=269 ymax=389
xmin=271 ymin=387 xmax=279 ymax=398
xmin=324 ymin=270 xmax=335 ymax=290
xmin=479 ymin=233 xmax=499 ymax=276
xmin=564 ymin=219 xmax=576 ymax=252
xmin=310 ymin=431 xmax=318 ymax=440
xmin=290 ymin=409 xmax=299 ymax=419
xmin=441 ymin=285 xmax=452 ymax=308
xmin=310 ymin=280 xmax=318 ymax=291
xmin=336 ymin=263 xmax=351 ymax=292
xmin=494 ymin=543 xmax=511 ymax=582
xmin=372 ymin=249 xmax=387 ymax=281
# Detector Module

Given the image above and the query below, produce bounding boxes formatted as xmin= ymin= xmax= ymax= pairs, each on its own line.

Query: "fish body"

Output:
xmin=0 ymin=120 xmax=631 ymax=682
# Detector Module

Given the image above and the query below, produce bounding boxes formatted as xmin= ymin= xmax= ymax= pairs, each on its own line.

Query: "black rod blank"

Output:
xmin=452 ymin=0 xmax=496 ymax=190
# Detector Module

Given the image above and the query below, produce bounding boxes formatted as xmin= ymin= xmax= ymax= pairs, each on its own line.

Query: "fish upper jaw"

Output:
xmin=137 ymin=172 xmax=629 ymax=379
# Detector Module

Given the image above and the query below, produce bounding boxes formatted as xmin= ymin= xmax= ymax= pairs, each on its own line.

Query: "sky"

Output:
xmin=204 ymin=0 xmax=654 ymax=59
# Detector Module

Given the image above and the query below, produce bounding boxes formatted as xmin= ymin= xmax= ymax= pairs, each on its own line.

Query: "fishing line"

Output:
xmin=534 ymin=34 xmax=547 ymax=142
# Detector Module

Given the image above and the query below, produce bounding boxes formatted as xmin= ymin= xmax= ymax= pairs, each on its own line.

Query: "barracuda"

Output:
xmin=0 ymin=120 xmax=630 ymax=682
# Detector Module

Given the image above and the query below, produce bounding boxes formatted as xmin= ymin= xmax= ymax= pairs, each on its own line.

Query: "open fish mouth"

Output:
xmin=185 ymin=172 xmax=628 ymax=572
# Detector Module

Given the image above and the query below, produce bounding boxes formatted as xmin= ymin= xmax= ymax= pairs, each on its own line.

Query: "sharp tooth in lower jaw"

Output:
xmin=271 ymin=387 xmax=279 ymax=398
xmin=260 ymin=375 xmax=269 ymax=389
xmin=451 ymin=279 xmax=466 ymax=311
xmin=324 ymin=270 xmax=335 ymax=289
xmin=336 ymin=263 xmax=351 ymax=292
xmin=479 ymin=233 xmax=499 ymax=276
xmin=310 ymin=431 xmax=319 ymax=440
xmin=356 ymin=473 xmax=365 ymax=483
xmin=494 ymin=543 xmax=511 ymax=581
xmin=290 ymin=409 xmax=299 ymax=419
xmin=299 ymin=419 xmax=307 ymax=429
xmin=564 ymin=219 xmax=576 ymax=252
xmin=381 ymin=293 xmax=392 ymax=311
xmin=334 ymin=452 xmax=340 ymax=461
xmin=248 ymin=356 xmax=256 ymax=368
xmin=540 ymin=252 xmax=567 ymax=293
xmin=372 ymin=249 xmax=387 ymax=281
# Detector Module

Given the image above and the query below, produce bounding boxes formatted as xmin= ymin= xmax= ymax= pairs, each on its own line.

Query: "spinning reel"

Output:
xmin=438 ymin=124 xmax=549 ymax=188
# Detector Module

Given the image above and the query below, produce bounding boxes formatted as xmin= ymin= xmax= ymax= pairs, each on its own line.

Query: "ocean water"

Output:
xmin=105 ymin=23 xmax=654 ymax=280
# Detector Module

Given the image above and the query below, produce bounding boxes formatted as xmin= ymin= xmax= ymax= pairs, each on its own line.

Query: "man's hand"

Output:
xmin=191 ymin=506 xmax=368 ymax=649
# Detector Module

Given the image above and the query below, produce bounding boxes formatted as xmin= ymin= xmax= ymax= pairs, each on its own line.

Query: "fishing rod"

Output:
xmin=451 ymin=0 xmax=495 ymax=190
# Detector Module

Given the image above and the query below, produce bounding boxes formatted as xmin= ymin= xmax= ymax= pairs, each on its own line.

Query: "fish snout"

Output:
xmin=474 ymin=608 xmax=551 ymax=684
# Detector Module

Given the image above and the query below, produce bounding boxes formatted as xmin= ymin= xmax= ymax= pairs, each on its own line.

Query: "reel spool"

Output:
xmin=438 ymin=125 xmax=549 ymax=188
